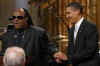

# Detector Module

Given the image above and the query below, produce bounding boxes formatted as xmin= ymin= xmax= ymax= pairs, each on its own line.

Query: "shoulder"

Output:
xmin=0 ymin=29 xmax=15 ymax=40
xmin=32 ymin=26 xmax=45 ymax=32
xmin=29 ymin=26 xmax=48 ymax=41
xmin=31 ymin=26 xmax=46 ymax=32
xmin=3 ymin=28 xmax=15 ymax=35
xmin=83 ymin=19 xmax=98 ymax=34
xmin=83 ymin=19 xmax=97 ymax=30
xmin=29 ymin=26 xmax=47 ymax=36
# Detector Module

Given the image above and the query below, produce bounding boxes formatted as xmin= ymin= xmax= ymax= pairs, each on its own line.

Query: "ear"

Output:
xmin=76 ymin=9 xmax=81 ymax=14
xmin=24 ymin=17 xmax=28 ymax=25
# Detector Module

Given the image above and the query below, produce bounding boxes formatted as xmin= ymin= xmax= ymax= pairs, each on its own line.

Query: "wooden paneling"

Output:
xmin=0 ymin=0 xmax=15 ymax=32
xmin=96 ymin=0 xmax=100 ymax=42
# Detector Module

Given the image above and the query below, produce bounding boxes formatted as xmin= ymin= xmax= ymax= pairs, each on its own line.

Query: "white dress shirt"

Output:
xmin=74 ymin=17 xmax=84 ymax=41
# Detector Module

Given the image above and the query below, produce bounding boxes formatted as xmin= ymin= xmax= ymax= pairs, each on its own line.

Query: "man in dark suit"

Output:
xmin=53 ymin=2 xmax=100 ymax=66
xmin=0 ymin=8 xmax=48 ymax=66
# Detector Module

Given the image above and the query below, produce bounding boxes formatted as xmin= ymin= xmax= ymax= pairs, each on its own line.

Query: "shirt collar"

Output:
xmin=75 ymin=17 xmax=84 ymax=31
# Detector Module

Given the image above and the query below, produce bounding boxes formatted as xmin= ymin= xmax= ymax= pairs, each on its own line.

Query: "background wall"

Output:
xmin=15 ymin=0 xmax=29 ymax=9
xmin=0 ymin=0 xmax=15 ymax=31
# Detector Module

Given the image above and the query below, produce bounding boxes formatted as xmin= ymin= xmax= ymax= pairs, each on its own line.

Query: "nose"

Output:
xmin=13 ymin=18 xmax=19 ymax=23
xmin=14 ymin=17 xmax=19 ymax=21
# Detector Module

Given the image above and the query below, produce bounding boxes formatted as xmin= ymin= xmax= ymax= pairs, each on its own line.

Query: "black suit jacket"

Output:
xmin=67 ymin=19 xmax=99 ymax=66
xmin=0 ymin=26 xmax=48 ymax=66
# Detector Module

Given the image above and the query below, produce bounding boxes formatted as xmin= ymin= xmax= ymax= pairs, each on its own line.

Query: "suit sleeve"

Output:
xmin=39 ymin=31 xmax=49 ymax=66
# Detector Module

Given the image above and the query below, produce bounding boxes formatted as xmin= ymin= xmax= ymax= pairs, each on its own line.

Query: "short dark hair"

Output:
xmin=66 ymin=2 xmax=83 ymax=14
xmin=23 ymin=8 xmax=33 ymax=26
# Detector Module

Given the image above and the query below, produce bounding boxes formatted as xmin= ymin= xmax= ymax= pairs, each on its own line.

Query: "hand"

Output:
xmin=55 ymin=58 xmax=62 ymax=63
xmin=56 ymin=52 xmax=68 ymax=61
xmin=53 ymin=52 xmax=62 ymax=63
xmin=53 ymin=51 xmax=68 ymax=63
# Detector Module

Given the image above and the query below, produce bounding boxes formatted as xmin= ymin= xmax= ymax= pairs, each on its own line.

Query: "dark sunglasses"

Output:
xmin=9 ymin=16 xmax=25 ymax=20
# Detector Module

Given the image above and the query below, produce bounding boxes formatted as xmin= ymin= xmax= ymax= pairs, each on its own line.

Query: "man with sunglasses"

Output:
xmin=0 ymin=8 xmax=48 ymax=66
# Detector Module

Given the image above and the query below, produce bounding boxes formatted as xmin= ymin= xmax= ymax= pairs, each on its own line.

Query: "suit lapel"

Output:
xmin=75 ymin=19 xmax=87 ymax=44
xmin=22 ymin=28 xmax=33 ymax=48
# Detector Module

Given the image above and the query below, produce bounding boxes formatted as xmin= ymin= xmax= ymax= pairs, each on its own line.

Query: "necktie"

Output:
xmin=69 ymin=25 xmax=75 ymax=44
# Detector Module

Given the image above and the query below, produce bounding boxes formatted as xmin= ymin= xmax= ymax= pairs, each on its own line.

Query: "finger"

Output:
xmin=56 ymin=58 xmax=62 ymax=63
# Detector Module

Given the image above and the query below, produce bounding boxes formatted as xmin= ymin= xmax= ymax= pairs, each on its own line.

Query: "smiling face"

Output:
xmin=65 ymin=6 xmax=82 ymax=24
xmin=12 ymin=9 xmax=28 ymax=29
